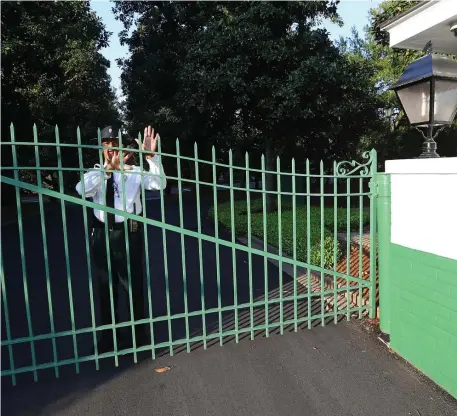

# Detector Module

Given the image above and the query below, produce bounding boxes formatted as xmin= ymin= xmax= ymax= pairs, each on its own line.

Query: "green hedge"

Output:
xmin=210 ymin=199 xmax=370 ymax=269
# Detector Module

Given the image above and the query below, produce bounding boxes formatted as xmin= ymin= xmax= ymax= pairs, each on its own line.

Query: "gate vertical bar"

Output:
xmin=1 ymin=245 xmax=16 ymax=385
xmin=292 ymin=159 xmax=298 ymax=332
xmin=55 ymin=126 xmax=79 ymax=373
xmin=11 ymin=124 xmax=38 ymax=381
xmin=176 ymin=139 xmax=190 ymax=351
xmin=369 ymin=150 xmax=379 ymax=320
xmin=276 ymin=157 xmax=284 ymax=335
xmin=118 ymin=131 xmax=136 ymax=362
xmin=320 ymin=161 xmax=325 ymax=327
xmin=97 ymin=129 xmax=119 ymax=365
xmin=333 ymin=161 xmax=338 ymax=323
xmin=194 ymin=143 xmax=206 ymax=349
xmin=306 ymin=159 xmax=311 ymax=329
xmin=358 ymin=177 xmax=364 ymax=318
xmin=245 ymin=152 xmax=254 ymax=339
xmin=261 ymin=155 xmax=269 ymax=337
xmin=229 ymin=150 xmax=239 ymax=342
xmin=159 ymin=135 xmax=173 ymax=354
xmin=212 ymin=146 xmax=223 ymax=345
xmin=346 ymin=177 xmax=351 ymax=320
xmin=139 ymin=133 xmax=155 ymax=359
xmin=35 ymin=125 xmax=60 ymax=376
xmin=77 ymin=127 xmax=99 ymax=366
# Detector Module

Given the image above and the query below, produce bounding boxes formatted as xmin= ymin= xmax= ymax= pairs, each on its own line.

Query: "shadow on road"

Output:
xmin=1 ymin=192 xmax=345 ymax=415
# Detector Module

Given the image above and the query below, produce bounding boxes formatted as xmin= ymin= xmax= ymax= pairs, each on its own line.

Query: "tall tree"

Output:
xmin=115 ymin=1 xmax=381 ymax=209
xmin=1 ymin=0 xmax=120 ymax=196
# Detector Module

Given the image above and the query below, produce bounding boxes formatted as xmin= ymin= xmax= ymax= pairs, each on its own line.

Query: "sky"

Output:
xmin=90 ymin=0 xmax=381 ymax=99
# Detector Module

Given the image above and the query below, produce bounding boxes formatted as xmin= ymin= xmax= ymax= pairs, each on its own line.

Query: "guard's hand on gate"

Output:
xmin=135 ymin=125 xmax=159 ymax=159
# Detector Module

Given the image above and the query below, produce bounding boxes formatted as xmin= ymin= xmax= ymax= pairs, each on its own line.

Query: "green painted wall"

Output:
xmin=389 ymin=243 xmax=457 ymax=398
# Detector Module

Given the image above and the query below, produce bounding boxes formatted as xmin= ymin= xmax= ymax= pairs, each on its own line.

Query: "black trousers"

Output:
xmin=91 ymin=220 xmax=147 ymax=343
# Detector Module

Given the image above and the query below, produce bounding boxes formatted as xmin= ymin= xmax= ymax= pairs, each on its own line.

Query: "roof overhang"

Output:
xmin=381 ymin=0 xmax=457 ymax=55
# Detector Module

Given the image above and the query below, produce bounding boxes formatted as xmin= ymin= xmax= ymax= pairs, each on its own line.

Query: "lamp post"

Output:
xmin=392 ymin=51 xmax=457 ymax=158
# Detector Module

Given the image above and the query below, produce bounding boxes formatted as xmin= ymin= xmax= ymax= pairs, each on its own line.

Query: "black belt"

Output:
xmin=92 ymin=215 xmax=141 ymax=232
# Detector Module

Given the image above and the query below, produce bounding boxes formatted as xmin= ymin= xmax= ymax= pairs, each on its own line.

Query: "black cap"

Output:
xmin=100 ymin=125 xmax=119 ymax=140
xmin=92 ymin=125 xmax=133 ymax=144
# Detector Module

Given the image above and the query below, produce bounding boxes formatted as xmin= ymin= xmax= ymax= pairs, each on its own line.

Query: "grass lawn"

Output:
xmin=210 ymin=199 xmax=370 ymax=269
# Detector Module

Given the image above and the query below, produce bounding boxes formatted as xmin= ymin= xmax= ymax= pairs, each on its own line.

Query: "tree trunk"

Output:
xmin=265 ymin=135 xmax=276 ymax=213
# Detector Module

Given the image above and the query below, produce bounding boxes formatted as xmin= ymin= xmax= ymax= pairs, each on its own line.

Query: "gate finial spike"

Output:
xmin=9 ymin=123 xmax=15 ymax=142
xmin=33 ymin=123 xmax=39 ymax=142
xmin=76 ymin=126 xmax=82 ymax=143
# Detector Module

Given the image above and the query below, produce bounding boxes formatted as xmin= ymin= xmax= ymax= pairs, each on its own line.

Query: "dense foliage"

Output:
xmin=1 ymin=1 xmax=119 ymax=195
xmin=114 ymin=1 xmax=382 ymax=208
xmin=2 ymin=0 xmax=455 ymax=202
xmin=211 ymin=199 xmax=370 ymax=269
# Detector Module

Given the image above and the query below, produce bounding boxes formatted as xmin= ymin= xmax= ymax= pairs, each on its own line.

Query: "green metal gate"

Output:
xmin=0 ymin=125 xmax=378 ymax=384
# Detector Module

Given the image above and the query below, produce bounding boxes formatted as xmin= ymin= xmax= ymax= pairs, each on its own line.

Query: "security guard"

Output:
xmin=76 ymin=125 xmax=166 ymax=353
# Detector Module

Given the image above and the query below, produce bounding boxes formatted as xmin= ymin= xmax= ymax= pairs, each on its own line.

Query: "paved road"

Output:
xmin=2 ymin=192 xmax=456 ymax=415
xmin=2 ymin=321 xmax=457 ymax=416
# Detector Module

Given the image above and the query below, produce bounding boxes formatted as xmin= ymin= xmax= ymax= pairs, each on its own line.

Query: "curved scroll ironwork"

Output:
xmin=335 ymin=150 xmax=376 ymax=177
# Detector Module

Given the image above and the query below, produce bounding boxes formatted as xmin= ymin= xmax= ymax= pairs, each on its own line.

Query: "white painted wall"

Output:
xmin=385 ymin=158 xmax=457 ymax=260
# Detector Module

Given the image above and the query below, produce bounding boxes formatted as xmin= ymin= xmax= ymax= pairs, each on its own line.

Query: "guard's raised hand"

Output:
xmin=135 ymin=125 xmax=159 ymax=158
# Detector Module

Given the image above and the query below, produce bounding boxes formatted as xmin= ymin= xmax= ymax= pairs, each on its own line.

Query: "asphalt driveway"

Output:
xmin=1 ymin=191 xmax=456 ymax=415
xmin=2 ymin=321 xmax=456 ymax=416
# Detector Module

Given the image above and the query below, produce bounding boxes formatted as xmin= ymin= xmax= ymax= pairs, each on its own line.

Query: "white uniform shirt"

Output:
xmin=75 ymin=155 xmax=166 ymax=223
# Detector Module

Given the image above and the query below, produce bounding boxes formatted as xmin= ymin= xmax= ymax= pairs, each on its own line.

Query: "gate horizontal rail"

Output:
xmin=0 ymin=285 xmax=370 ymax=347
xmin=0 ymin=175 xmax=371 ymax=287
xmin=1 ymin=170 xmax=372 ymax=197
xmin=0 ymin=141 xmax=371 ymax=179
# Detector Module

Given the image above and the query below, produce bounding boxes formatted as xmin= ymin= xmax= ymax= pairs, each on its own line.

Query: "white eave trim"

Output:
xmin=383 ymin=0 xmax=457 ymax=50
xmin=382 ymin=1 xmax=435 ymax=31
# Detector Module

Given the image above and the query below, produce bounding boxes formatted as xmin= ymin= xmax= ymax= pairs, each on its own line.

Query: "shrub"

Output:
xmin=210 ymin=199 xmax=369 ymax=269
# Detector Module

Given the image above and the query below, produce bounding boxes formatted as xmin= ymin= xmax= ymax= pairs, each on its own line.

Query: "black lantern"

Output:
xmin=392 ymin=53 xmax=457 ymax=158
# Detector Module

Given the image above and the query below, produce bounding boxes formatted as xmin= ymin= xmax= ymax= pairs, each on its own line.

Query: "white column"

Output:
xmin=385 ymin=158 xmax=457 ymax=260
